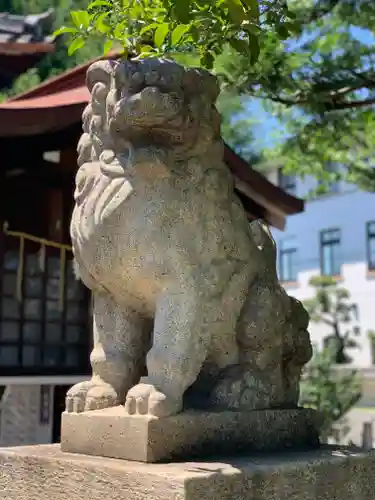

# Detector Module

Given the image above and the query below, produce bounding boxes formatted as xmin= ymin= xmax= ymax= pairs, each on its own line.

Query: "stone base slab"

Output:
xmin=1 ymin=444 xmax=375 ymax=500
xmin=61 ymin=406 xmax=319 ymax=463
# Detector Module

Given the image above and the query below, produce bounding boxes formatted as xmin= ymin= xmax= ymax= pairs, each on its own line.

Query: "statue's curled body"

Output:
xmin=67 ymin=57 xmax=312 ymax=417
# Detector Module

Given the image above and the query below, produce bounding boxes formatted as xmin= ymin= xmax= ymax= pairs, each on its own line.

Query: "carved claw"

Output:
xmin=65 ymin=381 xmax=93 ymax=413
xmin=124 ymin=383 xmax=182 ymax=417
xmin=65 ymin=380 xmax=118 ymax=413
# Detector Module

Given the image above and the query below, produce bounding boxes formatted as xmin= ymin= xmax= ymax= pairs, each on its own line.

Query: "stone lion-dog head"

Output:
xmin=77 ymin=57 xmax=227 ymax=187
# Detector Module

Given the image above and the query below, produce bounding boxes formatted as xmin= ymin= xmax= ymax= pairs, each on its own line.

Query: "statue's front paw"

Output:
xmin=65 ymin=380 xmax=119 ymax=413
xmin=66 ymin=381 xmax=93 ymax=413
xmin=85 ymin=384 xmax=119 ymax=411
xmin=124 ymin=382 xmax=182 ymax=417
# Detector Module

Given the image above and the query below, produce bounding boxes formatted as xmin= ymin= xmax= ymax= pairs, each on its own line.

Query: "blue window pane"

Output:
xmin=279 ymin=250 xmax=297 ymax=282
xmin=331 ymin=244 xmax=341 ymax=275
xmin=322 ymin=245 xmax=332 ymax=275
xmin=321 ymin=229 xmax=341 ymax=276
xmin=321 ymin=241 xmax=340 ymax=276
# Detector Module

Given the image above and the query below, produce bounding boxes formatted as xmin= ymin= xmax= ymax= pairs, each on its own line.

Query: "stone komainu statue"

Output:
xmin=67 ymin=57 xmax=312 ymax=417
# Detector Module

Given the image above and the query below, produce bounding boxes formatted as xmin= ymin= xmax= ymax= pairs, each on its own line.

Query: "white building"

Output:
xmin=269 ymin=170 xmax=375 ymax=374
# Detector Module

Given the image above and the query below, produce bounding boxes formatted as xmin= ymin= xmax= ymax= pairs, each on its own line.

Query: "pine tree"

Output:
xmin=300 ymin=348 xmax=361 ymax=441
xmin=304 ymin=276 xmax=360 ymax=364
xmin=300 ymin=276 xmax=362 ymax=441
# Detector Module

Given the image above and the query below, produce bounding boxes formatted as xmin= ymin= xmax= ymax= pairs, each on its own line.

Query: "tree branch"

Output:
xmin=265 ymin=92 xmax=375 ymax=111
xmin=251 ymin=68 xmax=375 ymax=110
xmin=348 ymin=69 xmax=375 ymax=86
xmin=327 ymin=96 xmax=375 ymax=110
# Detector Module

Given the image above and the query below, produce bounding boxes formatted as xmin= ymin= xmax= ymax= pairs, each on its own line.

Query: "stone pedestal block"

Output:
xmin=61 ymin=406 xmax=320 ymax=463
xmin=1 ymin=444 xmax=375 ymax=500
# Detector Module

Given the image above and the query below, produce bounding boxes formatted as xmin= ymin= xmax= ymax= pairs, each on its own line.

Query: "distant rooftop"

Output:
xmin=0 ymin=8 xmax=55 ymax=47
xmin=0 ymin=9 xmax=55 ymax=89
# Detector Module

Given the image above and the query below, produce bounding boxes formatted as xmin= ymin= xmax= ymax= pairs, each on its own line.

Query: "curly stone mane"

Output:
xmin=77 ymin=58 xmax=226 ymax=180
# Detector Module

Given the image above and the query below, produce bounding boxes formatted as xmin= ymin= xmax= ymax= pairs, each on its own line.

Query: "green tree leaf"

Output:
xmin=103 ymin=39 xmax=113 ymax=55
xmin=70 ymin=10 xmax=91 ymax=29
xmin=276 ymin=24 xmax=290 ymax=40
xmin=241 ymin=0 xmax=260 ymax=21
xmin=154 ymin=23 xmax=169 ymax=48
xmin=114 ymin=20 xmax=127 ymax=39
xmin=88 ymin=0 xmax=111 ymax=8
xmin=201 ymin=51 xmax=214 ymax=69
xmin=171 ymin=24 xmax=190 ymax=46
xmin=133 ymin=45 xmax=156 ymax=59
xmin=53 ymin=26 xmax=78 ymax=37
xmin=248 ymin=33 xmax=260 ymax=64
xmin=229 ymin=38 xmax=250 ymax=56
xmin=68 ymin=36 xmax=86 ymax=55
xmin=226 ymin=0 xmax=246 ymax=24
xmin=140 ymin=23 xmax=159 ymax=36
xmin=174 ymin=0 xmax=191 ymax=24
xmin=93 ymin=12 xmax=111 ymax=33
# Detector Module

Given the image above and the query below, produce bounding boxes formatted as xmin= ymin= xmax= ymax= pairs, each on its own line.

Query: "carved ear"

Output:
xmin=183 ymin=67 xmax=220 ymax=101
xmin=249 ymin=220 xmax=278 ymax=275
xmin=249 ymin=220 xmax=276 ymax=254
